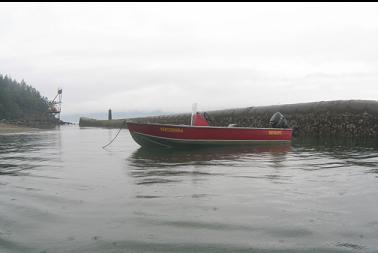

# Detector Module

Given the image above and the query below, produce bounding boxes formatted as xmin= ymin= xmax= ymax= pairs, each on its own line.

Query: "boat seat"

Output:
xmin=193 ymin=113 xmax=209 ymax=126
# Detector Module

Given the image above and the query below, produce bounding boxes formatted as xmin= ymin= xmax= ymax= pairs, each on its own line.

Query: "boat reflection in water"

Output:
xmin=129 ymin=144 xmax=291 ymax=166
xmin=127 ymin=144 xmax=292 ymax=185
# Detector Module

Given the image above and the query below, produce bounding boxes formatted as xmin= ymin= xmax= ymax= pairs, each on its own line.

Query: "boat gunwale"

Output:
xmin=126 ymin=121 xmax=292 ymax=131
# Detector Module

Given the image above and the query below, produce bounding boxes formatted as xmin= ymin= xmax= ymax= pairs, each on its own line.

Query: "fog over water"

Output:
xmin=1 ymin=3 xmax=378 ymax=122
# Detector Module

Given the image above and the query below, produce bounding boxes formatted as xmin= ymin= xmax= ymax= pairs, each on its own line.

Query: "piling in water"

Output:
xmin=108 ymin=109 xmax=112 ymax=120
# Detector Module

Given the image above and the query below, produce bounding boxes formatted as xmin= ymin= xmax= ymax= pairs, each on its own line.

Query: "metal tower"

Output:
xmin=48 ymin=88 xmax=63 ymax=120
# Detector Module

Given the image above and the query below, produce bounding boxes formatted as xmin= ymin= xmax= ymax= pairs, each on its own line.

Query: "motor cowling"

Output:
xmin=270 ymin=112 xmax=289 ymax=129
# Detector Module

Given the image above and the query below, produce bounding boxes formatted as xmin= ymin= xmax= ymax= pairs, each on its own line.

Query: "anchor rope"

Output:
xmin=102 ymin=120 xmax=126 ymax=149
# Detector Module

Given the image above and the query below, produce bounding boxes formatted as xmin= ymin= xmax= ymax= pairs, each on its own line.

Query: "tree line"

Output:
xmin=0 ymin=74 xmax=52 ymax=121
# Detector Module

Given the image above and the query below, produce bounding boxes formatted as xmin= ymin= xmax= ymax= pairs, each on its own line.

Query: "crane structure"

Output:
xmin=48 ymin=88 xmax=63 ymax=120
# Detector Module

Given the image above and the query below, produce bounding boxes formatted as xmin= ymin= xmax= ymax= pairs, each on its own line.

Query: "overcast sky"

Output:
xmin=1 ymin=3 xmax=378 ymax=118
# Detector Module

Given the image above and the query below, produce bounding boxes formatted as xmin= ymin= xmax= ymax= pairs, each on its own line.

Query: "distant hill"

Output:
xmin=0 ymin=74 xmax=54 ymax=122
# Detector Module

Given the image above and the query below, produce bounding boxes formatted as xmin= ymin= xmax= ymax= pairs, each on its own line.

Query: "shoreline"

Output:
xmin=0 ymin=123 xmax=40 ymax=134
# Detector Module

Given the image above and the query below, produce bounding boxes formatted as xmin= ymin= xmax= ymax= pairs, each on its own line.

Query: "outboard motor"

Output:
xmin=270 ymin=112 xmax=289 ymax=129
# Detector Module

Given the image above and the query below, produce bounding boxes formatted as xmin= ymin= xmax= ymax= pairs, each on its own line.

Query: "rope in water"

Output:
xmin=102 ymin=121 xmax=126 ymax=149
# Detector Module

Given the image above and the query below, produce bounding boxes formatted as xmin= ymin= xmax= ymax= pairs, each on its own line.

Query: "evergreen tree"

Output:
xmin=0 ymin=74 xmax=52 ymax=121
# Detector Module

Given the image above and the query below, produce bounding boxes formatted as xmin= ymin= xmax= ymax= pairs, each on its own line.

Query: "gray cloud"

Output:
xmin=0 ymin=3 xmax=378 ymax=119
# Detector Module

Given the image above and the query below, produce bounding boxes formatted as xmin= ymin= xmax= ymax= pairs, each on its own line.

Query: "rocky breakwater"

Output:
xmin=80 ymin=100 xmax=378 ymax=138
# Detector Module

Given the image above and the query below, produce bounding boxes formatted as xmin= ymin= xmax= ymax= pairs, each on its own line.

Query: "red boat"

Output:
xmin=127 ymin=112 xmax=292 ymax=148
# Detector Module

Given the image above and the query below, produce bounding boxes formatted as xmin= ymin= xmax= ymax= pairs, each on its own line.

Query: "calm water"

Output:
xmin=0 ymin=126 xmax=378 ymax=253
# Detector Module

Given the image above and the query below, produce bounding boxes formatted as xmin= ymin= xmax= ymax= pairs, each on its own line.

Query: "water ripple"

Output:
xmin=1 ymin=128 xmax=378 ymax=252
